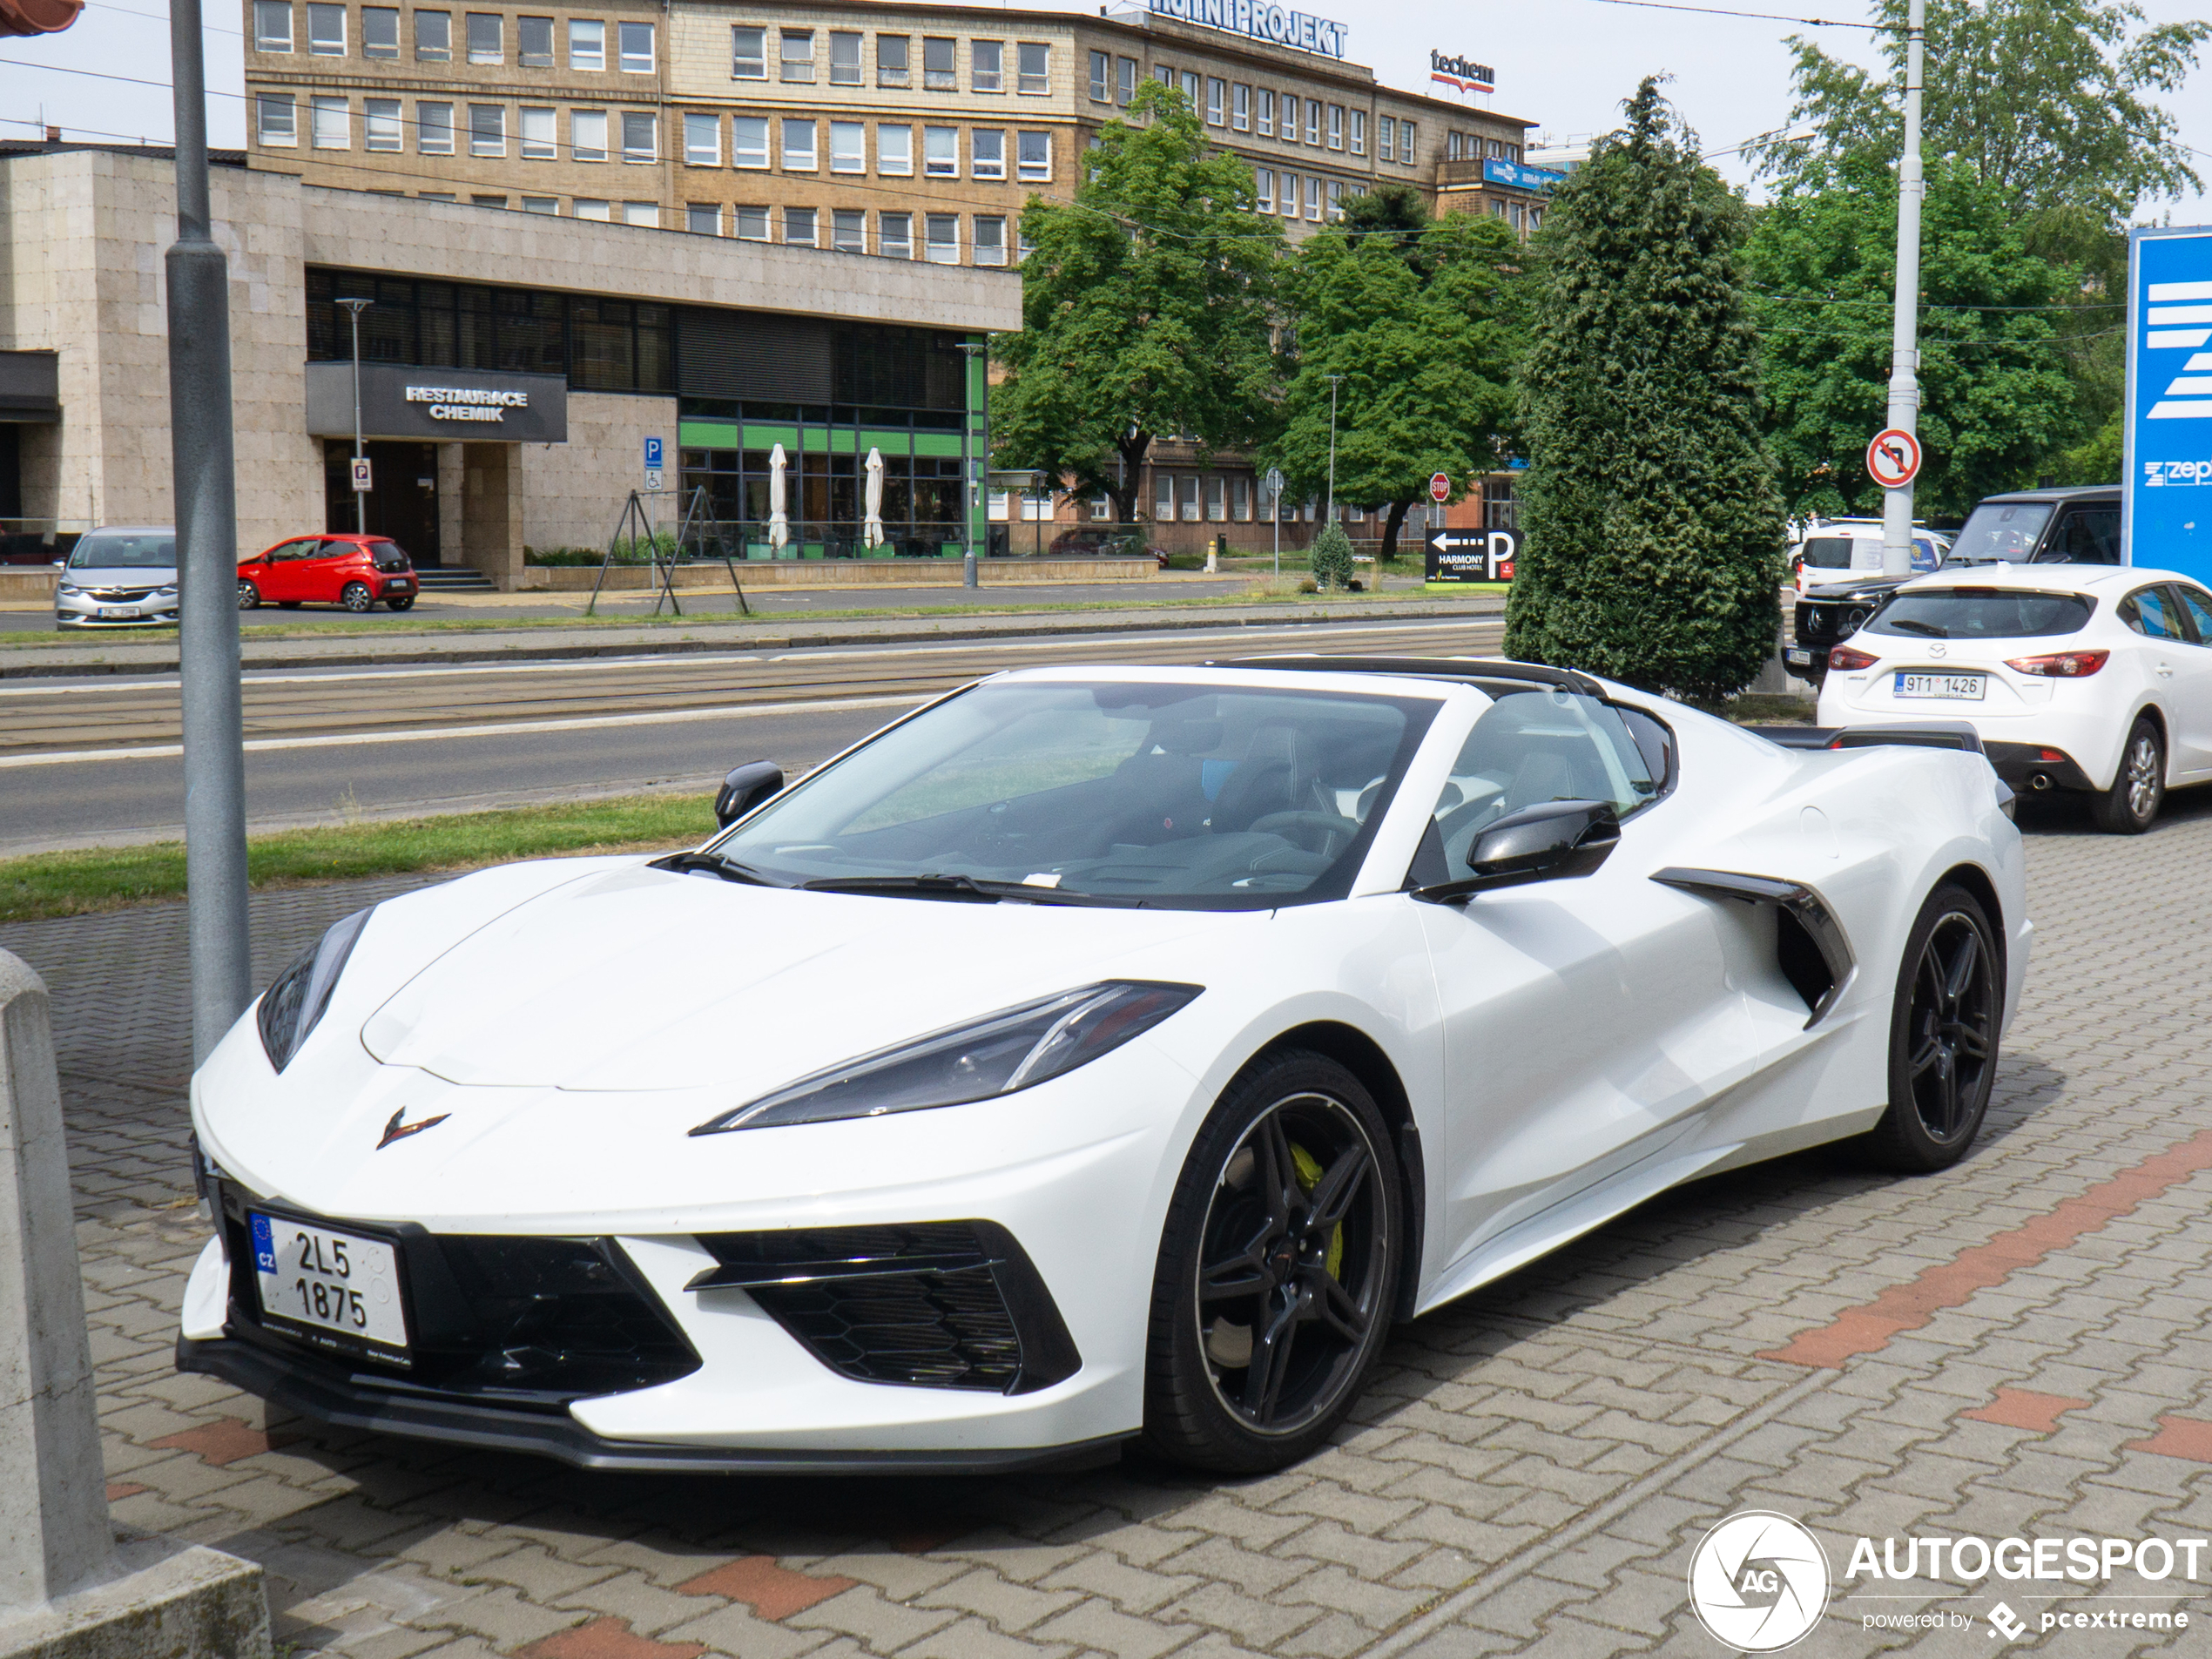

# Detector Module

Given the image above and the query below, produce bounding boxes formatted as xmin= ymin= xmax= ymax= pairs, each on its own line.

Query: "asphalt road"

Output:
xmin=1 ymin=612 xmax=1507 ymax=853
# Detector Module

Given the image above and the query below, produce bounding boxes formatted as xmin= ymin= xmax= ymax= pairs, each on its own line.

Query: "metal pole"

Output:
xmin=960 ymin=340 xmax=986 ymax=589
xmin=1879 ymin=0 xmax=1925 ymax=578
xmin=340 ymin=298 xmax=369 ymax=535
xmin=1325 ymin=375 xmax=1343 ymax=525
xmin=166 ymin=0 xmax=250 ymax=1063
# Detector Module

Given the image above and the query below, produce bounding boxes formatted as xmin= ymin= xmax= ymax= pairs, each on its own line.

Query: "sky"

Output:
xmin=4 ymin=0 xmax=2212 ymax=216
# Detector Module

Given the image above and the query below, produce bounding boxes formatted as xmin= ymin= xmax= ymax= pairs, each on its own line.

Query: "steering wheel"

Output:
xmin=1248 ymin=811 xmax=1361 ymax=858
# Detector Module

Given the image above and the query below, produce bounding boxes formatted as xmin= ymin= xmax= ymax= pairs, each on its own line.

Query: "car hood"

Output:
xmin=1800 ymin=575 xmax=1906 ymax=603
xmin=59 ymin=567 xmax=178 ymax=586
xmin=359 ymin=861 xmax=1224 ymax=1092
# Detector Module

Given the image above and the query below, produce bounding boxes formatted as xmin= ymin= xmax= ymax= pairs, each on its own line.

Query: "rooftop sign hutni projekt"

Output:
xmin=1147 ymin=0 xmax=1347 ymax=60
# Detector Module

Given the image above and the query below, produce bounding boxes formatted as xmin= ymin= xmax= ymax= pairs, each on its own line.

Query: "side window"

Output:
xmin=2120 ymin=587 xmax=2184 ymax=640
xmin=2040 ymin=508 xmax=2121 ymax=564
xmin=266 ymin=538 xmax=320 ymax=561
xmin=2175 ymin=584 xmax=2212 ymax=644
xmin=1417 ymin=691 xmax=1664 ymax=880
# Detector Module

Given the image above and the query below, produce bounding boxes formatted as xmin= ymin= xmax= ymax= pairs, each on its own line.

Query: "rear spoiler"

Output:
xmin=1746 ymin=722 xmax=1986 ymax=755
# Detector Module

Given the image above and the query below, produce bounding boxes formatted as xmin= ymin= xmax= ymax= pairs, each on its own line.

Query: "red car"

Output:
xmin=237 ymin=534 xmax=418 ymax=612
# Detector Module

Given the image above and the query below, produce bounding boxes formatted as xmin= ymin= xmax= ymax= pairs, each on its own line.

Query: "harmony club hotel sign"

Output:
xmin=304 ymin=361 xmax=569 ymax=444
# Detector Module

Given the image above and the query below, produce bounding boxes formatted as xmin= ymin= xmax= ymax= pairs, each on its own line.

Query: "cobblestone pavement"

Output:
xmin=7 ymin=791 xmax=2212 ymax=1659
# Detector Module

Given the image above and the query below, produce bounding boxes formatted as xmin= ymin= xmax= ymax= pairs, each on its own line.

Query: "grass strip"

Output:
xmin=0 ymin=792 xmax=715 ymax=925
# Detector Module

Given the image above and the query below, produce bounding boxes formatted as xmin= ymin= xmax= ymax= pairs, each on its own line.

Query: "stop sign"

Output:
xmin=1428 ymin=472 xmax=1452 ymax=502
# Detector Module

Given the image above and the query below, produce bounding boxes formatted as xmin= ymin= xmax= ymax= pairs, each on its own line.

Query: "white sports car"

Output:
xmin=179 ymin=658 xmax=2029 ymax=1474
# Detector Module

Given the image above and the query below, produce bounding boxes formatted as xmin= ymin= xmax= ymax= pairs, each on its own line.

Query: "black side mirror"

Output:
xmin=713 ymin=761 xmax=784 ymax=828
xmin=1413 ymin=799 xmax=1621 ymax=905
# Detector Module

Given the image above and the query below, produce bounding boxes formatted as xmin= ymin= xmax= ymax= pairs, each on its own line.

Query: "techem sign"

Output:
xmin=2127 ymin=226 xmax=2212 ymax=582
xmin=1430 ymin=50 xmax=1494 ymax=94
xmin=1149 ymin=0 xmax=1345 ymax=58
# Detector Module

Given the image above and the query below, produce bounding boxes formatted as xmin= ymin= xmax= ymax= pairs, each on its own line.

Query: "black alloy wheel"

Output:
xmin=1143 ymin=1052 xmax=1400 ymax=1471
xmin=1864 ymin=882 xmax=2000 ymax=1172
xmin=236 ymin=580 xmax=260 ymax=610
xmin=341 ymin=582 xmax=375 ymax=613
xmin=2091 ymin=717 xmax=2163 ymax=834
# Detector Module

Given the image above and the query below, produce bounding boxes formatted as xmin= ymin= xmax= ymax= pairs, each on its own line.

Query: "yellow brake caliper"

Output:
xmin=1288 ymin=1142 xmax=1344 ymax=1279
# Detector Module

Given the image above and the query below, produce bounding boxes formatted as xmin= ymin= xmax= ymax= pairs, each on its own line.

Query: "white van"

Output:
xmin=1791 ymin=518 xmax=1950 ymax=596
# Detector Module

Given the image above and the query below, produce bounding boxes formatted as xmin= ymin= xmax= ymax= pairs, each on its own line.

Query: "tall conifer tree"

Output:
xmin=1505 ymin=80 xmax=1784 ymax=701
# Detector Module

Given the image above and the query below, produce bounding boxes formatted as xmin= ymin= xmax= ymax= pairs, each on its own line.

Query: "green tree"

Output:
xmin=992 ymin=83 xmax=1283 ymax=523
xmin=1265 ymin=203 xmax=1526 ymax=561
xmin=1505 ymin=80 xmax=1784 ymax=702
xmin=1746 ymin=156 xmax=2092 ymax=518
xmin=1309 ymin=521 xmax=1355 ymax=590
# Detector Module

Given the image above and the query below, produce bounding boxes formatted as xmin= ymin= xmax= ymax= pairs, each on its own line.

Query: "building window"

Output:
xmin=1232 ymin=476 xmax=1251 ymax=520
xmin=473 ymin=194 xmax=508 ymax=209
xmin=785 ymin=206 xmax=816 ymax=246
xmin=830 ymin=120 xmax=864 ymax=172
xmin=972 ymin=39 xmax=1001 ymax=92
xmin=732 ymin=115 xmax=767 ymax=167
xmin=623 ymin=201 xmax=657 ymax=226
xmin=467 ymin=102 xmax=503 ymax=155
xmin=1326 ymin=178 xmax=1342 ymax=219
xmin=971 ymin=128 xmax=1005 ymax=179
xmin=1446 ymin=132 xmax=1460 ymax=161
xmin=570 ymin=109 xmax=607 ymax=161
xmin=1206 ymin=78 xmax=1225 ymax=125
xmin=574 ymin=198 xmax=610 ymax=219
xmin=880 ymin=210 xmax=912 ymax=257
xmin=622 ymin=110 xmax=656 ymax=162
xmin=1116 ymin=55 xmax=1136 ymax=104
xmin=363 ymin=5 xmax=398 ymax=57
xmin=516 ymin=13 xmax=551 ymax=65
xmin=617 ymin=18 xmax=651 ymax=71
xmin=833 ymin=208 xmax=866 ymax=253
xmin=566 ymin=17 xmax=601 ymax=68
xmin=1016 ymin=129 xmax=1050 ymax=181
xmin=1378 ymin=114 xmax=1393 ymax=161
xmin=877 ymin=123 xmax=912 ymax=175
xmin=523 ymin=195 xmax=558 ymax=213
xmin=309 ymin=95 xmax=347 ymax=147
xmin=1089 ymin=49 xmax=1109 ymax=100
xmin=1305 ymin=99 xmax=1320 ymax=145
xmin=1154 ymin=473 xmax=1173 ymax=519
xmin=877 ymin=33 xmax=908 ymax=85
xmin=1278 ymin=95 xmax=1295 ymax=143
xmin=684 ymin=111 xmax=719 ymax=165
xmin=781 ymin=118 xmax=814 ymax=169
xmin=1305 ymin=174 xmax=1322 ymax=219
xmin=520 ymin=105 xmax=556 ymax=158
xmin=1349 ymin=109 xmax=1364 ymax=155
xmin=253 ymin=1 xmax=291 ymax=51
xmin=1258 ymin=87 xmax=1273 ymax=136
xmin=1181 ymin=69 xmax=1200 ymax=108
xmin=685 ymin=204 xmax=719 ymax=233
xmin=924 ymin=212 xmax=959 ymax=263
xmin=730 ymin=24 xmax=764 ymax=77
xmin=464 ymin=11 xmax=499 ymax=62
xmin=1017 ymin=40 xmax=1048 ymax=93
xmin=415 ymin=9 xmax=448 ymax=59
xmin=1181 ymin=475 xmax=1200 ymax=522
xmin=306 ymin=1 xmax=343 ymax=53
xmin=1254 ymin=166 xmax=1272 ymax=213
xmin=1279 ymin=171 xmax=1296 ymax=218
xmin=255 ymin=92 xmax=296 ymax=145
xmin=779 ymin=27 xmax=812 ymax=80
xmin=924 ymin=125 xmax=957 ymax=177
xmin=1207 ymin=477 xmax=1225 ymax=521
xmin=922 ymin=36 xmax=954 ymax=90
xmin=1401 ymin=121 xmax=1415 ymax=163
xmin=1327 ymin=105 xmax=1343 ymax=149
xmin=1232 ymin=83 xmax=1250 ymax=132
xmin=974 ymin=215 xmax=1006 ymax=266
xmin=363 ymin=97 xmax=401 ymax=151
xmin=735 ymin=204 xmax=768 ymax=239
xmin=417 ymin=99 xmax=453 ymax=152
xmin=828 ymin=30 xmax=861 ymax=83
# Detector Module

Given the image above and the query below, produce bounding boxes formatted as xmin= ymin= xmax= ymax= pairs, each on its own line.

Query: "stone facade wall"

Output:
xmin=519 ymin=392 xmax=677 ymax=554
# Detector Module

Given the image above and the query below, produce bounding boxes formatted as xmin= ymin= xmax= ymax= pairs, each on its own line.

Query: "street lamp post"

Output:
xmin=339 ymin=297 xmax=371 ymax=536
xmin=1879 ymin=0 xmax=1926 ymax=578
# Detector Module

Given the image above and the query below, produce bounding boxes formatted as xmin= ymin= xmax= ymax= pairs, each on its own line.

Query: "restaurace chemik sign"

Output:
xmin=405 ymin=385 xmax=532 ymax=423
xmin=1148 ymin=0 xmax=1346 ymax=58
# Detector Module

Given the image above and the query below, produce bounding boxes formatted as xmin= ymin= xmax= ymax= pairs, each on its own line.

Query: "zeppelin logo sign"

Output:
xmin=406 ymin=385 xmax=532 ymax=423
xmin=1148 ymin=0 xmax=1346 ymax=59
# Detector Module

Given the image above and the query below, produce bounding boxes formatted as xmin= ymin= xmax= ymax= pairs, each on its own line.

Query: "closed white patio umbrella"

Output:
xmin=863 ymin=447 xmax=886 ymax=550
xmin=768 ymin=442 xmax=789 ymax=551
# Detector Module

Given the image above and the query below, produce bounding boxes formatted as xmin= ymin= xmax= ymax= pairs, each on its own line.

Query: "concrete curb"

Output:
xmin=0 ymin=1541 xmax=270 ymax=1659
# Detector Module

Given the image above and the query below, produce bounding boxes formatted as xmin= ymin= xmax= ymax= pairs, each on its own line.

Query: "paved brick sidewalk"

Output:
xmin=5 ymin=794 xmax=2211 ymax=1658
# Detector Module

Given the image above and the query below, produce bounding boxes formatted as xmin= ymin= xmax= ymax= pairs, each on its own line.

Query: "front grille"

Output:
xmin=86 ymin=587 xmax=157 ymax=603
xmin=691 ymin=1221 xmax=1081 ymax=1395
xmin=1796 ymin=602 xmax=1874 ymax=645
xmin=217 ymin=1183 xmax=700 ymax=1406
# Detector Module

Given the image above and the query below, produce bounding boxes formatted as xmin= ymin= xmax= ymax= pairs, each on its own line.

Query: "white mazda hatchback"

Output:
xmin=1815 ymin=564 xmax=2212 ymax=832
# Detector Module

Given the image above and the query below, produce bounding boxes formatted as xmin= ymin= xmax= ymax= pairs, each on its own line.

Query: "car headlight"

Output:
xmin=57 ymin=584 xmax=81 ymax=595
xmin=255 ymin=907 xmax=374 ymax=1072
xmin=152 ymin=585 xmax=179 ymax=597
xmin=692 ymin=980 xmax=1203 ymax=1135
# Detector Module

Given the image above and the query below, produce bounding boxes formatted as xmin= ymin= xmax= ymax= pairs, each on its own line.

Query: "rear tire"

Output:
xmin=341 ymin=582 xmax=375 ymax=613
xmin=1141 ymin=1051 xmax=1401 ymax=1473
xmin=1861 ymin=883 xmax=2001 ymax=1173
xmin=387 ymin=596 xmax=415 ymax=611
xmin=2090 ymin=718 xmax=2162 ymax=833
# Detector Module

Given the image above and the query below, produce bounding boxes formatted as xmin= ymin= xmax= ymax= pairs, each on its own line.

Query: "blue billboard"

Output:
xmin=1481 ymin=158 xmax=1567 ymax=193
xmin=2125 ymin=226 xmax=2212 ymax=581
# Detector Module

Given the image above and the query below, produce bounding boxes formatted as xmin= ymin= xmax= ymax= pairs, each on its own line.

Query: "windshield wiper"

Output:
xmin=650 ymin=850 xmax=789 ymax=887
xmin=1885 ymin=617 xmax=1950 ymax=637
xmin=799 ymin=873 xmax=1147 ymax=907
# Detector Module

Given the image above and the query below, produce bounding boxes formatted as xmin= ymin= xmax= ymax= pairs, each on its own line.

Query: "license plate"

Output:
xmin=1896 ymin=671 xmax=1986 ymax=700
xmin=1784 ymin=647 xmax=1815 ymax=668
xmin=250 ymin=1212 xmax=409 ymax=1362
xmin=98 ymin=607 xmax=136 ymax=620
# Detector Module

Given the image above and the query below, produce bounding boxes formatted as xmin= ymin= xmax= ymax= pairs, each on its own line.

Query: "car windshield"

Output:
xmin=710 ymin=678 xmax=1438 ymax=909
xmin=67 ymin=532 xmax=175 ymax=570
xmin=1865 ymin=589 xmax=2094 ymax=639
xmin=1946 ymin=502 xmax=2054 ymax=563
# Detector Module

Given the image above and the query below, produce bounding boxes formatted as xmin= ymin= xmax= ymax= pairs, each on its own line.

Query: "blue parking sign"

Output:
xmin=644 ymin=435 xmax=664 ymax=471
xmin=2126 ymin=226 xmax=2212 ymax=581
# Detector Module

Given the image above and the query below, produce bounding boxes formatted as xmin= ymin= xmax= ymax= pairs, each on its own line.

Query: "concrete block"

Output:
xmin=0 ymin=1540 xmax=269 ymax=1659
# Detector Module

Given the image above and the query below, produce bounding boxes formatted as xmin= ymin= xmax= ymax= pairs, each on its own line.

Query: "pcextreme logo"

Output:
xmin=1688 ymin=1513 xmax=1831 ymax=1652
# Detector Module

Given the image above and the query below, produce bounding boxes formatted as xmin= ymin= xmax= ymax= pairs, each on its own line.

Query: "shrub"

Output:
xmin=1309 ymin=523 xmax=1356 ymax=590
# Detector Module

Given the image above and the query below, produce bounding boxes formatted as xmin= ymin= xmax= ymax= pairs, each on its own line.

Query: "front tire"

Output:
xmin=236 ymin=581 xmax=260 ymax=610
xmin=1861 ymin=883 xmax=2001 ymax=1173
xmin=341 ymin=582 xmax=375 ymax=613
xmin=2091 ymin=717 xmax=2163 ymax=833
xmin=1142 ymin=1051 xmax=1401 ymax=1473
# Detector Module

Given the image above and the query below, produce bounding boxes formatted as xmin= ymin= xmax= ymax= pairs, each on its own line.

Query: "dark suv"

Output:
xmin=1788 ymin=485 xmax=2120 ymax=678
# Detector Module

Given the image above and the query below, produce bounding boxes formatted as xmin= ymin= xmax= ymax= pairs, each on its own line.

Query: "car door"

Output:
xmin=2036 ymin=505 xmax=2121 ymax=565
xmin=2115 ymin=583 xmax=2190 ymax=776
xmin=2163 ymin=583 xmax=2212 ymax=778
xmin=253 ymin=538 xmax=319 ymax=603
xmin=299 ymin=539 xmax=354 ymax=604
xmin=1413 ymin=691 xmax=1758 ymax=1276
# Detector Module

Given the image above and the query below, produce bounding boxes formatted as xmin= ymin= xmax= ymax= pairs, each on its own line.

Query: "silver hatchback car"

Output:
xmin=55 ymin=526 xmax=179 ymax=630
